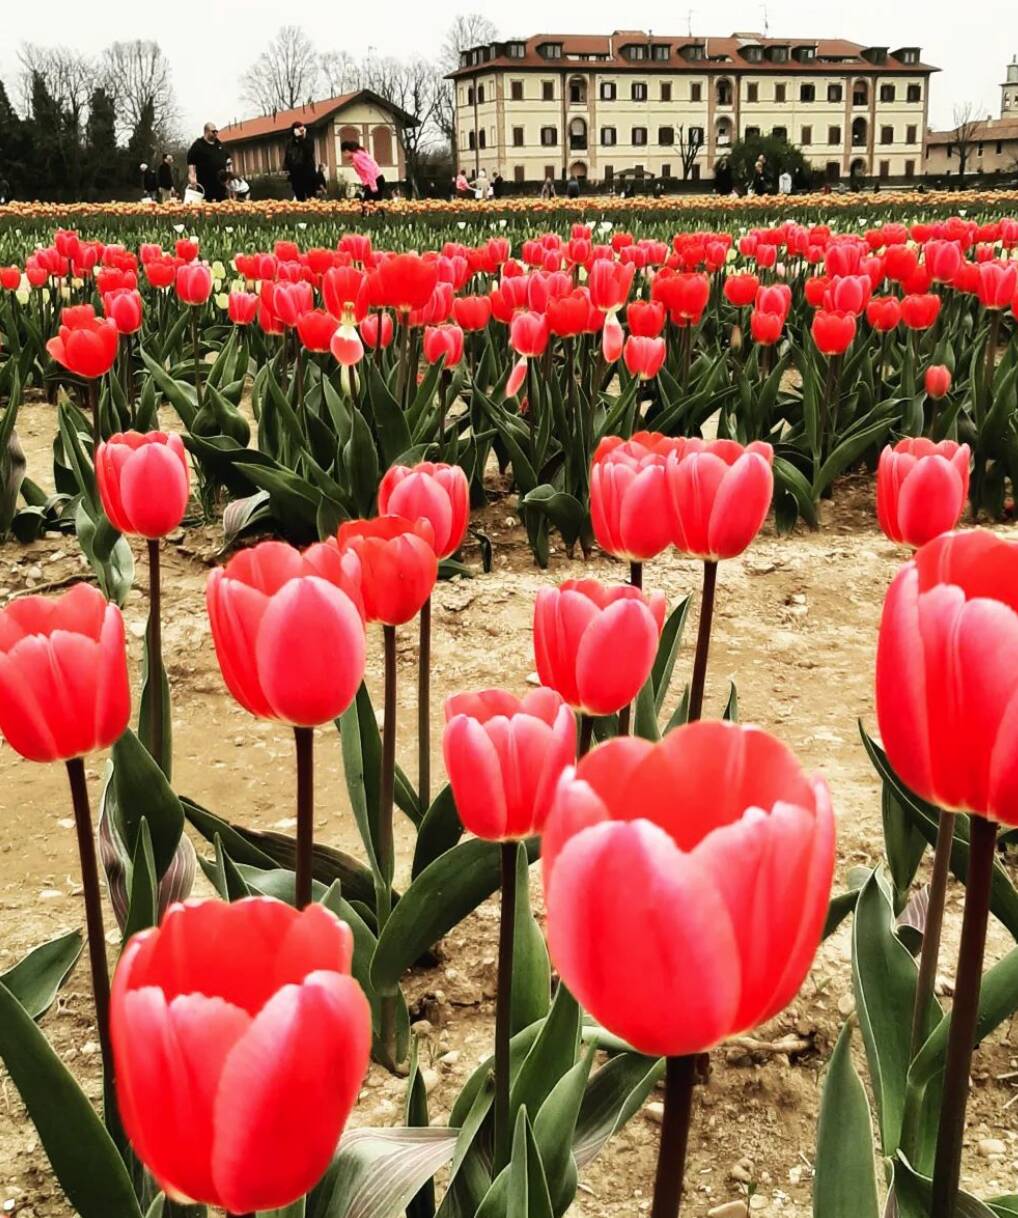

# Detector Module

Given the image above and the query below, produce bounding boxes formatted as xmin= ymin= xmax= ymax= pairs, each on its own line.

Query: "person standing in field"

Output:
xmin=157 ymin=152 xmax=176 ymax=202
xmin=186 ymin=122 xmax=228 ymax=202
xmin=341 ymin=139 xmax=385 ymax=202
xmin=284 ymin=122 xmax=319 ymax=201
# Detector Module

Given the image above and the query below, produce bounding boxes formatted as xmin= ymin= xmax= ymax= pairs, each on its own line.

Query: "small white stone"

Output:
xmin=837 ymin=993 xmax=855 ymax=1017
xmin=707 ymin=1204 xmax=748 ymax=1218
xmin=421 ymin=1068 xmax=440 ymax=1095
xmin=644 ymin=1101 xmax=664 ymax=1125
xmin=749 ymin=1196 xmax=768 ymax=1212
xmin=979 ymin=1138 xmax=1007 ymax=1158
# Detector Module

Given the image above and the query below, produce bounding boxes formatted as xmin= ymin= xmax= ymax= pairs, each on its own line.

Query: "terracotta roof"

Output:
xmin=926 ymin=117 xmax=1018 ymax=144
xmin=449 ymin=31 xmax=937 ymax=78
xmin=219 ymin=89 xmax=417 ymax=145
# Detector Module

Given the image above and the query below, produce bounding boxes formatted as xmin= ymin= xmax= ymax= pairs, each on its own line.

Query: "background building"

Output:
xmin=218 ymin=90 xmax=413 ymax=191
xmin=449 ymin=31 xmax=934 ymax=188
xmin=924 ymin=55 xmax=1018 ymax=180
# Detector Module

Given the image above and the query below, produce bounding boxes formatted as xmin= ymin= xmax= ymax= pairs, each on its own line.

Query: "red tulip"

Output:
xmin=371 ymin=253 xmax=440 ymax=313
xmin=174 ymin=238 xmax=200 ymax=262
xmin=296 ymin=309 xmax=339 ymax=353
xmin=665 ymin=438 xmax=774 ymax=560
xmin=61 ymin=304 xmax=98 ymax=329
xmin=144 ymin=258 xmax=177 ymax=291
xmin=547 ymin=290 xmax=593 ymax=338
xmin=541 ymin=721 xmax=835 ymax=1056
xmin=46 ymin=317 xmax=118 ymax=379
xmin=653 ymin=271 xmax=710 ymax=323
xmin=534 ymin=579 xmax=666 ymax=716
xmin=976 ymin=262 xmax=1018 ymax=310
xmin=0 ymin=266 xmax=20 ymax=290
xmin=509 ymin=310 xmax=549 ymax=358
xmin=885 ymin=244 xmax=919 ymax=283
xmin=378 ymin=462 xmax=469 ymax=559
xmin=723 ymin=273 xmax=759 ymax=308
xmin=900 ymin=293 xmax=942 ymax=331
xmin=101 ymin=289 xmax=143 ymax=335
xmin=876 ymin=529 xmax=1018 ymax=825
xmin=422 ymin=324 xmax=464 ymax=368
xmin=175 ymin=263 xmax=213 ymax=306
xmin=623 ymin=335 xmax=666 ymax=380
xmin=601 ymin=312 xmax=624 ymax=363
xmin=263 ymin=281 xmax=314 ymax=328
xmin=924 ymin=239 xmax=964 ymax=284
xmin=452 ymin=295 xmax=493 ymax=331
xmin=228 ymin=291 xmax=259 ymax=326
xmin=755 ymin=283 xmax=792 ymax=322
xmin=865 ymin=296 xmax=902 ymax=333
xmin=626 ymin=299 xmax=666 ymax=337
xmin=804 ymin=275 xmax=831 ymax=309
xmin=361 ymin=312 xmax=394 ymax=349
xmin=876 ymin=439 xmax=970 ymax=548
xmin=749 ymin=309 xmax=783 ymax=345
xmin=322 ymin=266 xmax=368 ymax=324
xmin=111 ymin=898 xmax=370 ymax=1214
xmin=206 ymin=540 xmax=365 ymax=726
xmin=337 ymin=516 xmax=437 ymax=626
xmin=96 ymin=432 xmax=190 ymax=539
xmin=588 ymin=259 xmax=635 ymax=313
xmin=925 ymin=365 xmax=952 ymax=399
xmin=811 ymin=309 xmax=856 ymax=356
xmin=824 ymin=274 xmax=871 ymax=316
xmin=0 ymin=583 xmax=130 ymax=762
xmin=590 ymin=433 xmax=675 ymax=562
xmin=330 ymin=324 xmax=364 ymax=367
xmin=443 ymin=687 xmax=576 ymax=839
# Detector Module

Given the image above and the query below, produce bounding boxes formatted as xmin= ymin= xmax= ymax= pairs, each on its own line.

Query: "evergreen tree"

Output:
xmin=0 ymin=79 xmax=31 ymax=199
xmin=85 ymin=86 xmax=121 ymax=198
xmin=125 ymin=97 xmax=156 ymax=194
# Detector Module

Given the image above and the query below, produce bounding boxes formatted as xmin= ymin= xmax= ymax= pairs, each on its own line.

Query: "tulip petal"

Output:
xmin=706 ymin=453 xmax=773 ymax=559
xmin=443 ymin=714 xmax=510 ymax=839
xmin=574 ymin=598 xmax=658 ymax=715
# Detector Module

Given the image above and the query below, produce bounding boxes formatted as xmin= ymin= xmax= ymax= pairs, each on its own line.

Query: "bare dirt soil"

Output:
xmin=2 ymin=398 xmax=1017 ymax=1217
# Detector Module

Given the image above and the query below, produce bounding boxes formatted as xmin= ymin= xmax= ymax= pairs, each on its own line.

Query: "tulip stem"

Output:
xmin=65 ymin=759 xmax=113 ymax=1079
xmin=650 ymin=1055 xmax=697 ymax=1218
xmin=617 ymin=562 xmax=644 ymax=737
xmin=88 ymin=380 xmax=100 ymax=450
xmin=378 ymin=624 xmax=399 ymax=1067
xmin=418 ymin=597 xmax=431 ymax=813
xmin=190 ymin=308 xmax=202 ymax=410
xmin=931 ymin=814 xmax=998 ymax=1218
xmin=982 ymin=311 xmax=1001 ymax=424
xmin=145 ymin=539 xmax=164 ymax=770
xmin=688 ymin=561 xmax=718 ymax=723
xmin=578 ymin=714 xmax=594 ymax=758
xmin=294 ymin=726 xmax=314 ymax=909
xmin=909 ymin=810 xmax=956 ymax=1062
xmin=396 ymin=316 xmax=411 ymax=407
xmin=494 ymin=841 xmax=517 ymax=1175
xmin=630 ymin=561 xmax=643 ymax=590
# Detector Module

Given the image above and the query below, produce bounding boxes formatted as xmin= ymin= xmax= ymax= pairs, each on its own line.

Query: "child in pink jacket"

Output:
xmin=341 ymin=140 xmax=385 ymax=201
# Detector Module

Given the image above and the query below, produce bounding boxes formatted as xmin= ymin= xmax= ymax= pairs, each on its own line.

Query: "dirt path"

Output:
xmin=2 ymin=399 xmax=1017 ymax=1217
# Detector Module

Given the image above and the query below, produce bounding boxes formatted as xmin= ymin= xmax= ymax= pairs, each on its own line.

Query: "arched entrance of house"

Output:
xmin=716 ymin=78 xmax=733 ymax=106
xmin=569 ymin=161 xmax=588 ymax=179
xmin=851 ymin=117 xmax=868 ymax=148
xmin=372 ymin=125 xmax=393 ymax=166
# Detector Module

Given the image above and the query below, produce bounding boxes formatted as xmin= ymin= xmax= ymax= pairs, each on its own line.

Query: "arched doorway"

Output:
xmin=569 ymin=118 xmax=588 ymax=151
xmin=372 ymin=125 xmax=394 ymax=166
xmin=568 ymin=76 xmax=587 ymax=105
xmin=569 ymin=160 xmax=588 ymax=179
xmin=851 ymin=117 xmax=867 ymax=148
xmin=852 ymin=79 xmax=868 ymax=107
xmin=339 ymin=124 xmax=361 ymax=147
xmin=716 ymin=78 xmax=734 ymax=106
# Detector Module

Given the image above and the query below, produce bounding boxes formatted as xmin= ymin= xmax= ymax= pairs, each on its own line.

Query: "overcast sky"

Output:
xmin=2 ymin=0 xmax=1016 ymax=134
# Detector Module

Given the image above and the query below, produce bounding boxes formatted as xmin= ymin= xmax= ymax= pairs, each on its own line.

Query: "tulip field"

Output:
xmin=2 ymin=191 xmax=1018 ymax=1218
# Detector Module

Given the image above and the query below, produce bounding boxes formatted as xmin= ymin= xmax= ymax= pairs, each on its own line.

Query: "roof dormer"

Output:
xmin=892 ymin=46 xmax=921 ymax=64
xmin=792 ymin=44 xmax=817 ymax=62
xmin=680 ymin=41 xmax=707 ymax=61
xmin=861 ymin=46 xmax=889 ymax=64
xmin=767 ymin=43 xmax=790 ymax=63
xmin=537 ymin=41 xmax=563 ymax=59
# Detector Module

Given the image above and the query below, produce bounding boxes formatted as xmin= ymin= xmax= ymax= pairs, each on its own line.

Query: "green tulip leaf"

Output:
xmin=813 ymin=1021 xmax=880 ymax=1218
xmin=0 ymin=931 xmax=82 ymax=1021
xmin=112 ymin=728 xmax=185 ymax=879
xmin=309 ymin=1128 xmax=457 ymax=1218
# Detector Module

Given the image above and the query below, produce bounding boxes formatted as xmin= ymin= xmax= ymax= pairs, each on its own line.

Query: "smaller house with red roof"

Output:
xmin=218 ymin=90 xmax=415 ymax=192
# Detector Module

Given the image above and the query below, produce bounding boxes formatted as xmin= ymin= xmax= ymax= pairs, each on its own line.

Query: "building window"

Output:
xmin=542 ymin=81 xmax=554 ymax=101
xmin=569 ymin=77 xmax=586 ymax=104
xmin=880 ymin=84 xmax=895 ymax=102
xmin=978 ymin=142 xmax=984 ymax=156
xmin=540 ymin=126 xmax=557 ymax=146
xmin=880 ymin=160 xmax=890 ymax=178
xmin=772 ymin=46 xmax=788 ymax=62
xmin=775 ymin=84 xmax=786 ymax=103
xmin=801 ymin=125 xmax=813 ymax=145
xmin=717 ymin=79 xmax=733 ymax=106
xmin=906 ymin=124 xmax=917 ymax=143
xmin=907 ymin=83 xmax=922 ymax=103
xmin=853 ymin=82 xmax=868 ymax=106
xmin=601 ymin=126 xmax=617 ymax=146
xmin=652 ymin=44 xmax=670 ymax=61
xmin=513 ymin=126 xmax=524 ymax=147
xmin=468 ymin=130 xmax=476 ymax=150
xmin=880 ymin=125 xmax=893 ymax=144
xmin=691 ymin=163 xmax=701 ymax=180
xmin=997 ymin=141 xmax=1004 ymax=154
xmin=467 ymin=86 xmax=475 ymax=105
xmin=474 ymin=85 xmax=482 ymax=104
xmin=747 ymin=83 xmax=759 ymax=102
xmin=829 ymin=125 xmax=842 ymax=145
xmin=542 ymin=43 xmax=562 ymax=59
xmin=900 ymin=49 xmax=918 ymax=64
xmin=600 ymin=81 xmax=616 ymax=101
xmin=684 ymin=43 xmax=705 ymax=60
xmin=905 ymin=159 xmax=915 ymax=178
xmin=544 ymin=164 xmax=555 ymax=180
xmin=658 ymin=126 xmax=674 ymax=145
xmin=508 ymin=43 xmax=525 ymax=58
xmin=947 ymin=143 xmax=954 ymax=158
xmin=800 ymin=84 xmax=815 ymax=102
xmin=690 ymin=83 xmax=702 ymax=102
xmin=511 ymin=80 xmax=523 ymax=101
xmin=632 ymin=82 xmax=648 ymax=101
xmin=745 ymin=125 xmax=760 ymax=138
xmin=628 ymin=45 xmax=648 ymax=60
xmin=661 ymin=82 xmax=672 ymax=101
xmin=632 ymin=126 xmax=648 ymax=145
xmin=689 ymin=125 xmax=704 ymax=144
xmin=603 ymin=164 xmax=614 ymax=184
xmin=828 ymin=84 xmax=843 ymax=103
xmin=773 ymin=126 xmax=787 ymax=140
xmin=478 ymin=129 xmax=486 ymax=149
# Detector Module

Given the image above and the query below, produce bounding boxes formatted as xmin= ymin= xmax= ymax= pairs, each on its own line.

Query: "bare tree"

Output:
xmin=358 ymin=55 xmax=443 ymax=195
xmin=98 ymin=40 xmax=179 ymax=145
xmin=435 ymin=14 xmax=498 ymax=149
xmin=18 ymin=44 xmax=94 ymax=127
xmin=951 ymin=102 xmax=982 ymax=178
xmin=319 ymin=50 xmax=362 ymax=97
xmin=677 ymin=125 xmax=705 ymax=179
xmin=241 ymin=25 xmax=321 ymax=114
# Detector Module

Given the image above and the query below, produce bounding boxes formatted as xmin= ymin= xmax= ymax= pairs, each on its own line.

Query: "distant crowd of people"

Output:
xmin=139 ymin=119 xmax=385 ymax=206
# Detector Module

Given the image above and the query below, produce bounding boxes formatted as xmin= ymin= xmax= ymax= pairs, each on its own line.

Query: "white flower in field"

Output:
xmin=215 ymin=293 xmax=230 ymax=310
xmin=599 ymin=221 xmax=613 ymax=232
xmin=211 ymin=261 xmax=226 ymax=279
xmin=71 ymin=277 xmax=84 ymax=290
xmin=959 ymin=209 xmax=967 ymax=217
xmin=231 ymin=278 xmax=245 ymax=293
xmin=297 ymin=222 xmax=307 ymax=230
xmin=173 ymin=223 xmax=185 ymax=233
xmin=776 ymin=263 xmax=787 ymax=278
xmin=15 ymin=288 xmax=29 ymax=305
xmin=225 ymin=227 xmax=234 ymax=234
xmin=726 ymin=247 xmax=738 ymax=262
xmin=60 ymin=285 xmax=71 ymax=301
xmin=457 ymin=221 xmax=466 ymax=229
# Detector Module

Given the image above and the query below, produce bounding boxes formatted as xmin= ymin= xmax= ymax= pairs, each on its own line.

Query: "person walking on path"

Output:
xmin=284 ymin=121 xmax=319 ymax=201
xmin=186 ymin=122 xmax=228 ymax=202
xmin=157 ymin=153 xmax=176 ymax=202
xmin=341 ymin=139 xmax=385 ymax=202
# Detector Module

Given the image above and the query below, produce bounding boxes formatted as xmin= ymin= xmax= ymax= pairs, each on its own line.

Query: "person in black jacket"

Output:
xmin=187 ymin=123 xmax=228 ymax=201
xmin=284 ymin=121 xmax=318 ymax=201
xmin=157 ymin=153 xmax=175 ymax=202
xmin=140 ymin=162 xmax=158 ymax=197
